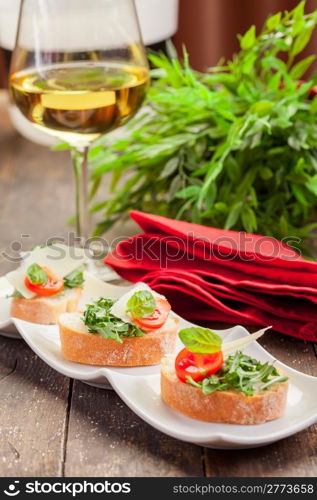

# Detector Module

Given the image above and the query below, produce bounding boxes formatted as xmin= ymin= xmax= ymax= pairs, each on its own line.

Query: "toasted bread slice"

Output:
xmin=161 ymin=357 xmax=288 ymax=424
xmin=59 ymin=312 xmax=179 ymax=366
xmin=11 ymin=287 xmax=82 ymax=325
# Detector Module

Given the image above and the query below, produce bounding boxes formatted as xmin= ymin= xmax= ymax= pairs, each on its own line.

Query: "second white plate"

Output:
xmin=11 ymin=280 xmax=317 ymax=450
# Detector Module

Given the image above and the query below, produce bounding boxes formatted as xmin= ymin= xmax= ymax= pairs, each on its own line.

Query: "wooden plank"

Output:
xmin=0 ymin=51 xmax=7 ymax=89
xmin=0 ymin=337 xmax=70 ymax=476
xmin=1 ymin=89 xmax=316 ymax=478
xmin=0 ymin=95 xmax=18 ymax=221
xmin=64 ymin=380 xmax=203 ymax=477
xmin=0 ymin=140 xmax=73 ymax=275
xmin=205 ymin=426 xmax=317 ymax=477
xmin=0 ymin=93 xmax=72 ymax=477
xmin=204 ymin=332 xmax=317 ymax=477
xmin=0 ymin=91 xmax=136 ymax=275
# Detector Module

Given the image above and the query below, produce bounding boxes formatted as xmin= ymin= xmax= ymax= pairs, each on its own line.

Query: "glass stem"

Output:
xmin=71 ymin=146 xmax=90 ymax=243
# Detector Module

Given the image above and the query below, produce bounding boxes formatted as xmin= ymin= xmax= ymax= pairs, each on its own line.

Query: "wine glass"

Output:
xmin=9 ymin=0 xmax=149 ymax=241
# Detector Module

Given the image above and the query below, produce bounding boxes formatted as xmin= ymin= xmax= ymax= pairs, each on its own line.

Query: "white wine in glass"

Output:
xmin=9 ymin=0 xmax=149 ymax=240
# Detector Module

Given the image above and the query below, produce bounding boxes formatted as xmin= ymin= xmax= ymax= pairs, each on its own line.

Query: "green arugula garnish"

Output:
xmin=64 ymin=265 xmax=85 ymax=288
xmin=179 ymin=326 xmax=222 ymax=354
xmin=82 ymin=297 xmax=145 ymax=344
xmin=126 ymin=290 xmax=156 ymax=318
xmin=10 ymin=290 xmax=24 ymax=298
xmin=26 ymin=263 xmax=47 ymax=285
xmin=187 ymin=352 xmax=288 ymax=396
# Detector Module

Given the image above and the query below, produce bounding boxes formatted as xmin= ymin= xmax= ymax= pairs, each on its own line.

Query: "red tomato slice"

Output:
xmin=25 ymin=266 xmax=64 ymax=297
xmin=175 ymin=347 xmax=224 ymax=383
xmin=132 ymin=298 xmax=171 ymax=332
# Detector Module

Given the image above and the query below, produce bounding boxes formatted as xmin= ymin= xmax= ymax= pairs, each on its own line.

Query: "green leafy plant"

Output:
xmin=82 ymin=297 xmax=145 ymax=344
xmin=187 ymin=351 xmax=288 ymax=396
xmin=61 ymin=1 xmax=317 ymax=254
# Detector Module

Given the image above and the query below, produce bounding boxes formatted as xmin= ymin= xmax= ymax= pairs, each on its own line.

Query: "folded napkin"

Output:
xmin=105 ymin=211 xmax=317 ymax=342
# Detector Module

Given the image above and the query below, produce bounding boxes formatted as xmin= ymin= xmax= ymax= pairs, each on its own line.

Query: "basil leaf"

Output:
xmin=126 ymin=290 xmax=156 ymax=318
xmin=26 ymin=263 xmax=47 ymax=285
xmin=179 ymin=327 xmax=222 ymax=354
xmin=64 ymin=265 xmax=85 ymax=288
xmin=83 ymin=297 xmax=145 ymax=344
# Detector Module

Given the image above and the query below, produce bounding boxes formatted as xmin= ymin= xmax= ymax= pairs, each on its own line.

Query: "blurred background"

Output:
xmin=174 ymin=0 xmax=317 ymax=71
xmin=1 ymin=0 xmax=317 ymax=143
xmin=2 ymin=0 xmax=317 ymax=85
xmin=0 ymin=0 xmax=177 ymax=89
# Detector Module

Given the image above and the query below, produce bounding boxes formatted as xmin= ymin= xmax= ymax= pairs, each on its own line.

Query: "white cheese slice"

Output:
xmin=21 ymin=244 xmax=87 ymax=276
xmin=5 ymin=269 xmax=35 ymax=299
xmin=0 ymin=276 xmax=14 ymax=298
xmin=110 ymin=282 xmax=166 ymax=324
xmin=222 ymin=326 xmax=272 ymax=357
xmin=6 ymin=244 xmax=88 ymax=299
xmin=79 ymin=271 xmax=129 ymax=308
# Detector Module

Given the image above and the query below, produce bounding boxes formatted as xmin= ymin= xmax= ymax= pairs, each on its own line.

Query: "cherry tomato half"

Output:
xmin=25 ymin=266 xmax=64 ymax=296
xmin=175 ymin=347 xmax=224 ymax=383
xmin=132 ymin=298 xmax=171 ymax=332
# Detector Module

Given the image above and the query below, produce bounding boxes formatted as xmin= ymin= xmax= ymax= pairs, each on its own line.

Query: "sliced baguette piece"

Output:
xmin=161 ymin=357 xmax=288 ymax=425
xmin=59 ymin=312 xmax=179 ymax=366
xmin=11 ymin=287 xmax=82 ymax=325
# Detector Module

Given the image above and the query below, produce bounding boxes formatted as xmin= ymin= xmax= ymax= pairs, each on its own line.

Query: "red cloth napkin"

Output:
xmin=105 ymin=210 xmax=317 ymax=342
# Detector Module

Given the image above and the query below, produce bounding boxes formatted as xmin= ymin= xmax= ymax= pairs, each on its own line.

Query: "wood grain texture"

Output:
xmin=0 ymin=94 xmax=72 ymax=476
xmin=0 ymin=50 xmax=6 ymax=89
xmin=0 ymin=337 xmax=70 ymax=476
xmin=0 ymin=91 xmax=137 ymax=276
xmin=0 ymin=141 xmax=73 ymax=275
xmin=0 ymin=90 xmax=316 ymax=477
xmin=64 ymin=380 xmax=203 ymax=477
xmin=204 ymin=332 xmax=317 ymax=477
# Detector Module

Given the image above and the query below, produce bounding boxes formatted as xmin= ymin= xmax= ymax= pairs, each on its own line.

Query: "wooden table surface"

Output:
xmin=0 ymin=92 xmax=316 ymax=477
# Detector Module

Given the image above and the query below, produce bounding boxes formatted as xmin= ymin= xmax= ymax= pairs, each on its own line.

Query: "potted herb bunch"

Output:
xmin=63 ymin=1 xmax=317 ymax=256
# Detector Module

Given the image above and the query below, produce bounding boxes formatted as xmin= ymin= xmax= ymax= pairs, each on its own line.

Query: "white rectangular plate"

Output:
xmin=7 ymin=283 xmax=317 ymax=450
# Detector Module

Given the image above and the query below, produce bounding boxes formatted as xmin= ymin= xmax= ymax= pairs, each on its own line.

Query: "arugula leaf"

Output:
xmin=64 ymin=265 xmax=85 ymax=288
xmin=82 ymin=297 xmax=145 ymax=344
xmin=26 ymin=263 xmax=47 ymax=285
xmin=187 ymin=351 xmax=288 ymax=396
xmin=126 ymin=290 xmax=156 ymax=318
xmin=10 ymin=290 xmax=24 ymax=298
xmin=179 ymin=326 xmax=222 ymax=353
